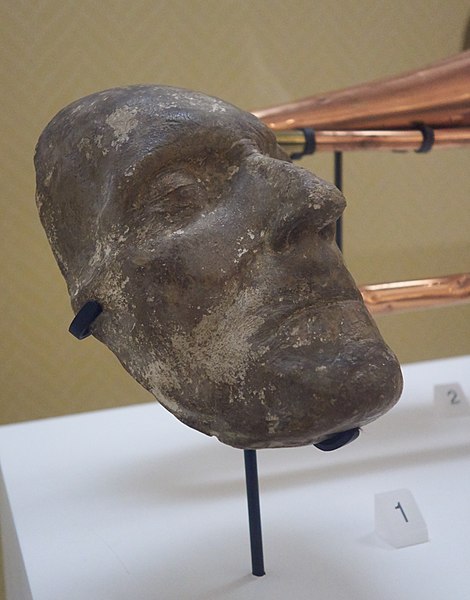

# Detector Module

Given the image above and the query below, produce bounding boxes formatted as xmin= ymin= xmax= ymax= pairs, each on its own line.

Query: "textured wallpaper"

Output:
xmin=1 ymin=0 xmax=469 ymax=427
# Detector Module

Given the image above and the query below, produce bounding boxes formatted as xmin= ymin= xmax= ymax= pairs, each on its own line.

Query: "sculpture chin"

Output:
xmin=209 ymin=348 xmax=402 ymax=449
xmin=195 ymin=301 xmax=403 ymax=449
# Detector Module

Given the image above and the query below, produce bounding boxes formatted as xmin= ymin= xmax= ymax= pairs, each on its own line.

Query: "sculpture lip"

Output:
xmin=250 ymin=295 xmax=370 ymax=352
xmin=277 ymin=295 xmax=363 ymax=327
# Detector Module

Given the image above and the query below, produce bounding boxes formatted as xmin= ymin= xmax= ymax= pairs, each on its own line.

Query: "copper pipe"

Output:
xmin=359 ymin=273 xmax=470 ymax=315
xmin=276 ymin=127 xmax=470 ymax=154
xmin=254 ymin=51 xmax=470 ymax=131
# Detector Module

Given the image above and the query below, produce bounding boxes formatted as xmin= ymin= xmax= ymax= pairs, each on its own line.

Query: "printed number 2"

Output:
xmin=447 ymin=389 xmax=460 ymax=404
xmin=395 ymin=502 xmax=409 ymax=523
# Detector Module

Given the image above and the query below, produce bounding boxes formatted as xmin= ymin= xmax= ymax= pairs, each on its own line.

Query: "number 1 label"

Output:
xmin=375 ymin=489 xmax=428 ymax=548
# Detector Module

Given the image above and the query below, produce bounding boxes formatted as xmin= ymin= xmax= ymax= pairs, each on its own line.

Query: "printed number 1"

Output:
xmin=395 ymin=502 xmax=409 ymax=523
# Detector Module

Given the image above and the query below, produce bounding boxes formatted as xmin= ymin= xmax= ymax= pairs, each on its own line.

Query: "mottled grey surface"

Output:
xmin=35 ymin=86 xmax=402 ymax=448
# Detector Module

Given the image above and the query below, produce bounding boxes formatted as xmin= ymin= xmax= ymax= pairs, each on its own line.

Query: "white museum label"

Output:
xmin=433 ymin=383 xmax=470 ymax=417
xmin=375 ymin=488 xmax=429 ymax=548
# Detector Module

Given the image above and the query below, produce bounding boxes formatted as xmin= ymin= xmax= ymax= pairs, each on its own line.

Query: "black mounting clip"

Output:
xmin=68 ymin=300 xmax=103 ymax=340
xmin=314 ymin=427 xmax=360 ymax=451
xmin=290 ymin=128 xmax=316 ymax=160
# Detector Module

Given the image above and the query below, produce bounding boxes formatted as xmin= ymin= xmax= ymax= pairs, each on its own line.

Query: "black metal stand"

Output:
xmin=243 ymin=449 xmax=265 ymax=576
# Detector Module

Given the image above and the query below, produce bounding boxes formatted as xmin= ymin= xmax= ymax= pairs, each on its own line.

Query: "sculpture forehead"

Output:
xmin=37 ymin=85 xmax=274 ymax=162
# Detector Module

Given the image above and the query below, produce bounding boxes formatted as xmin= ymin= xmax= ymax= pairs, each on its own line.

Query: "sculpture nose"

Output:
xmin=266 ymin=160 xmax=345 ymax=251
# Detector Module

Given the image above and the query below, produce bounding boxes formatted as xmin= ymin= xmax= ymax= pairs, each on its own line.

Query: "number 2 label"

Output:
xmin=434 ymin=383 xmax=469 ymax=417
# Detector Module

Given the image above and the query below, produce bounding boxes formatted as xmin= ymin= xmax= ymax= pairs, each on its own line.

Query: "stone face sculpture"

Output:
xmin=35 ymin=86 xmax=402 ymax=449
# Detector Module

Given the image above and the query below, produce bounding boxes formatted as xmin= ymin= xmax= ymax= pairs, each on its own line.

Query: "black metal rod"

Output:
xmin=243 ymin=449 xmax=265 ymax=576
xmin=334 ymin=151 xmax=343 ymax=252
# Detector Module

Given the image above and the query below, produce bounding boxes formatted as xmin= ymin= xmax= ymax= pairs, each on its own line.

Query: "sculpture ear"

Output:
xmin=69 ymin=301 xmax=103 ymax=340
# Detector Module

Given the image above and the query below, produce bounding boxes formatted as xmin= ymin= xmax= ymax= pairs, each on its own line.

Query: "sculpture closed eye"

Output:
xmin=35 ymin=84 xmax=402 ymax=449
xmin=135 ymin=158 xmax=237 ymax=225
xmin=147 ymin=172 xmax=207 ymax=222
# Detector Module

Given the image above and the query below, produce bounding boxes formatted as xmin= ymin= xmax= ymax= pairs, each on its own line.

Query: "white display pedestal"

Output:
xmin=1 ymin=356 xmax=469 ymax=600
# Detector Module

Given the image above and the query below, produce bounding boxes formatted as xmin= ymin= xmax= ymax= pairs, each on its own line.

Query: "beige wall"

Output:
xmin=1 ymin=0 xmax=469 ymax=431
